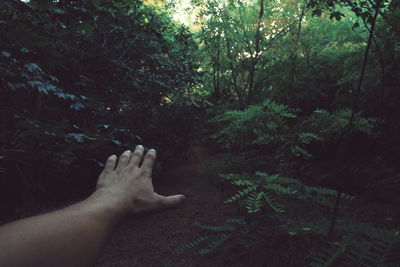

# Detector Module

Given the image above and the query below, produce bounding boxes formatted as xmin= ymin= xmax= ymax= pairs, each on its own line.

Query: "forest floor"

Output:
xmin=96 ymin=145 xmax=240 ymax=267
xmin=96 ymin=145 xmax=400 ymax=267
xmin=96 ymin=146 xmax=307 ymax=267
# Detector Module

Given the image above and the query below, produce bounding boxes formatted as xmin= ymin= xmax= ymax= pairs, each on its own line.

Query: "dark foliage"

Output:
xmin=0 ymin=0 xmax=202 ymax=216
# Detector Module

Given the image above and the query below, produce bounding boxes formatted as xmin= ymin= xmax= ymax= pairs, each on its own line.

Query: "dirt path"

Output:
xmin=96 ymin=146 xmax=233 ymax=267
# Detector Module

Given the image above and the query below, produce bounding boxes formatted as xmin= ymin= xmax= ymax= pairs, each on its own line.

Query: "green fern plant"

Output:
xmin=221 ymin=172 xmax=298 ymax=214
xmin=304 ymin=109 xmax=376 ymax=141
xmin=286 ymin=218 xmax=399 ymax=266
xmin=310 ymin=237 xmax=351 ymax=267
xmin=176 ymin=218 xmax=246 ymax=255
xmin=310 ymin=233 xmax=399 ymax=267
xmin=209 ymin=99 xmax=376 ymax=162
xmin=292 ymin=218 xmax=400 ymax=266
xmin=222 ymin=172 xmax=353 ymax=215
xmin=178 ymin=170 xmax=399 ymax=266
xmin=209 ymin=99 xmax=299 ymax=153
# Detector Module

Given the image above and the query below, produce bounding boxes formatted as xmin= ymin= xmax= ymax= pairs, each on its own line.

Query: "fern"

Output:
xmin=305 ymin=109 xmax=376 ymax=141
xmin=176 ymin=235 xmax=213 ymax=253
xmin=195 ymin=233 xmax=230 ymax=255
xmin=298 ymin=132 xmax=324 ymax=143
xmin=264 ymin=192 xmax=286 ymax=213
xmin=208 ymin=99 xmax=298 ymax=153
xmin=303 ymin=186 xmax=337 ymax=196
xmin=181 ymin=170 xmax=398 ymax=266
xmin=222 ymin=172 xmax=289 ymax=214
xmin=311 ymin=235 xmax=399 ymax=267
xmin=255 ymin=171 xmax=300 ymax=184
xmin=193 ymin=221 xmax=241 ymax=232
xmin=263 ymin=183 xmax=298 ymax=195
xmin=343 ymin=239 xmax=393 ymax=266
xmin=177 ymin=218 xmax=246 ymax=255
xmin=337 ymin=220 xmax=400 ymax=244
xmin=224 ymin=185 xmax=258 ymax=204
xmin=245 ymin=191 xmax=265 ymax=214
xmin=310 ymin=238 xmax=350 ymax=267
xmin=307 ymin=219 xmax=400 ymax=266
xmin=222 ymin=172 xmax=353 ymax=215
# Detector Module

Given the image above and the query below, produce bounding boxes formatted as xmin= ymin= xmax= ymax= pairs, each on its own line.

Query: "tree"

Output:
xmin=0 ymin=0 xmax=201 ymax=214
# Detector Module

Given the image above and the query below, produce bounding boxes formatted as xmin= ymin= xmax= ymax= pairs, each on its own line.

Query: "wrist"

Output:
xmin=84 ymin=189 xmax=130 ymax=225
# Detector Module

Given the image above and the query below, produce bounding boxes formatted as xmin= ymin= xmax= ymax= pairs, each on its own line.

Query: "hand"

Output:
xmin=95 ymin=145 xmax=185 ymax=218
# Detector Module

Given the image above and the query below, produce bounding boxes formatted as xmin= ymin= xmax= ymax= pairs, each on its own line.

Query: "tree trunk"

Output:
xmin=247 ymin=0 xmax=264 ymax=105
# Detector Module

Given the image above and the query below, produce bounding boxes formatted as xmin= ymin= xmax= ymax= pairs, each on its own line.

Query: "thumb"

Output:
xmin=157 ymin=194 xmax=186 ymax=209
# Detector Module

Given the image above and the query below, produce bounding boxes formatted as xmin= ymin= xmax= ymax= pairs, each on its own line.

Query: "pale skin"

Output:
xmin=0 ymin=145 xmax=185 ymax=267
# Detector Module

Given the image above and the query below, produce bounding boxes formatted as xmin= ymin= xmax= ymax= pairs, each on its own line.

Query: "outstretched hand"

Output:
xmin=95 ymin=145 xmax=185 ymax=217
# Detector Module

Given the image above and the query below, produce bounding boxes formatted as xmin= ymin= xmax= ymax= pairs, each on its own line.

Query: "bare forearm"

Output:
xmin=0 ymin=146 xmax=184 ymax=267
xmin=0 ymin=189 xmax=126 ymax=267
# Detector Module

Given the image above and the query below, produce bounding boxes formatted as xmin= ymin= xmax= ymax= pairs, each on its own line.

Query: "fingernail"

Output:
xmin=137 ymin=145 xmax=144 ymax=149
xmin=149 ymin=148 xmax=156 ymax=152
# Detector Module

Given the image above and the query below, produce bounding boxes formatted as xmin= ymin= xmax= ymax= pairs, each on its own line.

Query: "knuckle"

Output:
xmin=104 ymin=167 xmax=113 ymax=173
xmin=120 ymin=155 xmax=128 ymax=160
xmin=96 ymin=181 xmax=105 ymax=189
xmin=120 ymin=153 xmax=130 ymax=160
xmin=141 ymin=169 xmax=151 ymax=176
xmin=101 ymin=169 xmax=111 ymax=177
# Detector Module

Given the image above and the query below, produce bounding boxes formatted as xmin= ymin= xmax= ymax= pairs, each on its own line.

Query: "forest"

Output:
xmin=0 ymin=0 xmax=399 ymax=266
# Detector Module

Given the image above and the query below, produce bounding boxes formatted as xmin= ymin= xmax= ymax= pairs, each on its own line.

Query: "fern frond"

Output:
xmin=176 ymin=235 xmax=213 ymax=253
xmin=225 ymin=185 xmax=258 ymax=204
xmin=344 ymin=238 xmax=393 ymax=266
xmin=264 ymin=192 xmax=285 ymax=213
xmin=310 ymin=238 xmax=350 ymax=267
xmin=298 ymin=132 xmax=324 ymax=143
xmin=337 ymin=220 xmax=400 ymax=244
xmin=303 ymin=186 xmax=337 ymax=196
xmin=245 ymin=191 xmax=265 ymax=214
xmin=195 ymin=233 xmax=229 ymax=255
xmin=193 ymin=221 xmax=238 ymax=232
xmin=263 ymin=183 xmax=298 ymax=194
xmin=231 ymin=179 xmax=254 ymax=186
xmin=255 ymin=172 xmax=299 ymax=185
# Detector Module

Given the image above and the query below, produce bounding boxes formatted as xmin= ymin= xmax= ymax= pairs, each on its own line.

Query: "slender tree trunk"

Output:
xmin=202 ymin=27 xmax=222 ymax=101
xmin=216 ymin=41 xmax=221 ymax=100
xmin=348 ymin=0 xmax=382 ymax=132
xmin=226 ymin=36 xmax=245 ymax=109
xmin=290 ymin=4 xmax=306 ymax=82
xmin=222 ymin=6 xmax=246 ymax=110
xmin=247 ymin=0 xmax=264 ymax=105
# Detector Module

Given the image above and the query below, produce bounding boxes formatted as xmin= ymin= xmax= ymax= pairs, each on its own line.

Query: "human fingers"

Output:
xmin=128 ymin=145 xmax=144 ymax=168
xmin=103 ymin=154 xmax=117 ymax=173
xmin=97 ymin=155 xmax=117 ymax=188
xmin=140 ymin=149 xmax=156 ymax=177
xmin=116 ymin=150 xmax=131 ymax=173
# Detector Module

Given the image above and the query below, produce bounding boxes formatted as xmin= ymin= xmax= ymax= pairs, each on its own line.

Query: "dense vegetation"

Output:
xmin=1 ymin=0 xmax=400 ymax=265
xmin=0 ymin=0 xmax=202 ymax=212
